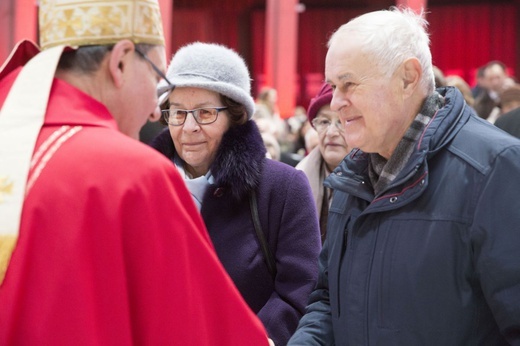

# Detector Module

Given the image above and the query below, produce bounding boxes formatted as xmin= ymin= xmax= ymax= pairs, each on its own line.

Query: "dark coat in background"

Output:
xmin=494 ymin=107 xmax=520 ymax=138
xmin=151 ymin=121 xmax=321 ymax=346
xmin=473 ymin=89 xmax=498 ymax=120
xmin=289 ymin=87 xmax=520 ymax=345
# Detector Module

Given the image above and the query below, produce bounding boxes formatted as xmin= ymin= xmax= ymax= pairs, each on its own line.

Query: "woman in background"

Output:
xmin=151 ymin=42 xmax=321 ymax=346
xmin=296 ymin=83 xmax=351 ymax=242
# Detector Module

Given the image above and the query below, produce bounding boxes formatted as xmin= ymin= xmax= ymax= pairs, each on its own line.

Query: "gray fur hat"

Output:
xmin=157 ymin=42 xmax=255 ymax=119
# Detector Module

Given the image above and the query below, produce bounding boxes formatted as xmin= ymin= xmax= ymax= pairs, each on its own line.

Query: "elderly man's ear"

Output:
xmin=401 ymin=58 xmax=422 ymax=97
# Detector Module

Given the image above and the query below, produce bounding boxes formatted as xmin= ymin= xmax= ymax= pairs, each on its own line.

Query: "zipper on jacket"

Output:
xmin=327 ymin=172 xmax=373 ymax=203
xmin=374 ymin=164 xmax=421 ymax=200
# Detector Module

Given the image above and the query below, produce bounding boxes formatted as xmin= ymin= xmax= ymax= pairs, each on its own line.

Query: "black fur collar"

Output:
xmin=150 ymin=120 xmax=266 ymax=201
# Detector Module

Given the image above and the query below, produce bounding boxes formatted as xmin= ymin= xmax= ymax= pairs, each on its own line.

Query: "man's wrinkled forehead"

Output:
xmin=325 ymin=39 xmax=359 ymax=83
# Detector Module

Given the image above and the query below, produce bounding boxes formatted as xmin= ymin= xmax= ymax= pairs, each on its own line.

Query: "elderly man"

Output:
xmin=0 ymin=1 xmax=268 ymax=344
xmin=289 ymin=7 xmax=520 ymax=345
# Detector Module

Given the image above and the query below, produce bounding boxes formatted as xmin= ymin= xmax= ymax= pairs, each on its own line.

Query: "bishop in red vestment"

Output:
xmin=0 ymin=1 xmax=269 ymax=345
xmin=0 ymin=65 xmax=268 ymax=345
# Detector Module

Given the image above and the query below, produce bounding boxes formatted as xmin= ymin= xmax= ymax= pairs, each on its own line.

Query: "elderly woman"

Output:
xmin=296 ymin=83 xmax=351 ymax=242
xmin=150 ymin=42 xmax=321 ymax=346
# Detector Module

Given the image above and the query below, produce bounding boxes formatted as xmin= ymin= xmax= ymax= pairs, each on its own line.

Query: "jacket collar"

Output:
xmin=328 ymin=87 xmax=470 ymax=197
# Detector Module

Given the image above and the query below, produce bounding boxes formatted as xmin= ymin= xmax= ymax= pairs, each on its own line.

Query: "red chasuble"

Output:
xmin=0 ymin=69 xmax=268 ymax=345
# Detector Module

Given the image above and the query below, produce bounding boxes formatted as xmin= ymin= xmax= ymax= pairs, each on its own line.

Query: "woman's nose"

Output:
xmin=182 ymin=112 xmax=200 ymax=131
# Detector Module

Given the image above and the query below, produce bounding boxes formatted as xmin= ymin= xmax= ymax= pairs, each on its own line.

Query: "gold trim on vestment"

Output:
xmin=39 ymin=0 xmax=165 ymax=50
xmin=26 ymin=126 xmax=83 ymax=196
xmin=0 ymin=235 xmax=17 ymax=284
xmin=0 ymin=126 xmax=82 ymax=285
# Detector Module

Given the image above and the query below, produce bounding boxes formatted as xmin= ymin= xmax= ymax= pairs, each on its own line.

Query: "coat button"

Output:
xmin=213 ymin=188 xmax=224 ymax=197
xmin=389 ymin=196 xmax=398 ymax=203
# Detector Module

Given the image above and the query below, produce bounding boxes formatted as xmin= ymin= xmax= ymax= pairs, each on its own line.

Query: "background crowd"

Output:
xmin=172 ymin=57 xmax=520 ymax=167
xmin=2 ymin=1 xmax=520 ymax=345
xmin=144 ymin=58 xmax=520 ymax=166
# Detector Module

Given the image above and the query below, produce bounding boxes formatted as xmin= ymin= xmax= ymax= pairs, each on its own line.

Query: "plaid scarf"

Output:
xmin=368 ymin=92 xmax=444 ymax=196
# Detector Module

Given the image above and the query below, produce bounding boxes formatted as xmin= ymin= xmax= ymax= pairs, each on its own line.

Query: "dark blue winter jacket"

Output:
xmin=289 ymin=87 xmax=520 ymax=345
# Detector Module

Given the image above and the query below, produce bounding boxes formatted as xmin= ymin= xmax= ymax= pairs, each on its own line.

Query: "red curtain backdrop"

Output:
xmin=2 ymin=1 xmax=516 ymax=113
xmin=295 ymin=8 xmax=365 ymax=107
xmin=428 ymin=4 xmax=517 ymax=86
xmin=251 ymin=3 xmax=517 ymax=109
xmin=0 ymin=0 xmax=13 ymax=63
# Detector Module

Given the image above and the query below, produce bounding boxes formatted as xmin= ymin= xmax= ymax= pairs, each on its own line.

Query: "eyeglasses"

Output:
xmin=311 ymin=117 xmax=344 ymax=133
xmin=163 ymin=107 xmax=228 ymax=126
xmin=134 ymin=48 xmax=173 ymax=86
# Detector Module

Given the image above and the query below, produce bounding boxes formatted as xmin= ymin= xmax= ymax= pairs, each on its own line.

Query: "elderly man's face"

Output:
xmin=325 ymin=37 xmax=412 ymax=159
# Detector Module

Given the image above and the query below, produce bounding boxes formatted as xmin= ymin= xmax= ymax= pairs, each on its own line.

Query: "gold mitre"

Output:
xmin=39 ymin=0 xmax=165 ymax=50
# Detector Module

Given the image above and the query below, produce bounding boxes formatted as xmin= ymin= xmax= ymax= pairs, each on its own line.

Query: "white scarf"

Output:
xmin=174 ymin=154 xmax=213 ymax=210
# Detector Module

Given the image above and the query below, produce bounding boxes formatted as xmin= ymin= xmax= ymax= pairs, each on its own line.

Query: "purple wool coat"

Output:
xmin=151 ymin=121 xmax=321 ymax=346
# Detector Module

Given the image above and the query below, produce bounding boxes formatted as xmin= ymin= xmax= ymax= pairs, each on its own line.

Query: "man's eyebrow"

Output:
xmin=326 ymin=73 xmax=354 ymax=85
xmin=338 ymin=73 xmax=354 ymax=82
